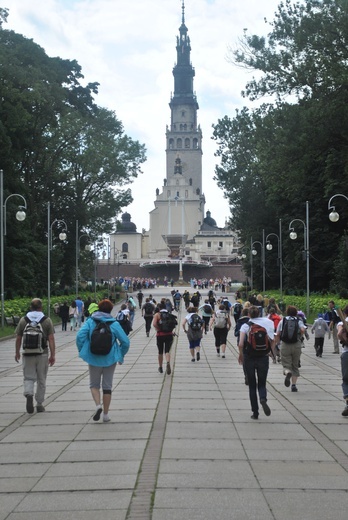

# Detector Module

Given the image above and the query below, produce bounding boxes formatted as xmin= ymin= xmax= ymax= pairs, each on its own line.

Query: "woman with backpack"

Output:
xmin=210 ymin=304 xmax=231 ymax=358
xmin=182 ymin=306 xmax=204 ymax=362
xmin=76 ymin=299 xmax=129 ymax=423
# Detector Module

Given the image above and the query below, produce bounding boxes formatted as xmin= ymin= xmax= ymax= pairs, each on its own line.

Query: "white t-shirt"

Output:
xmin=240 ymin=317 xmax=275 ymax=340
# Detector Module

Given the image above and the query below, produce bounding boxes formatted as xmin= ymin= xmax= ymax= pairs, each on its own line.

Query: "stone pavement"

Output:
xmin=0 ymin=287 xmax=347 ymax=520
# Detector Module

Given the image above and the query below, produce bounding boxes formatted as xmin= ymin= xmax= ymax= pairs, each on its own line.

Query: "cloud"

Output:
xmin=7 ymin=0 xmax=280 ymax=230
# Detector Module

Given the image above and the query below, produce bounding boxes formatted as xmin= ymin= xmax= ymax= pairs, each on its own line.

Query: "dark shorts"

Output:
xmin=213 ymin=327 xmax=228 ymax=347
xmin=156 ymin=335 xmax=173 ymax=355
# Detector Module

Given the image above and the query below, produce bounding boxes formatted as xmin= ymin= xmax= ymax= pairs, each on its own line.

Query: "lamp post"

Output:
xmin=47 ymin=202 xmax=67 ymax=317
xmin=289 ymin=201 xmax=310 ymax=318
xmin=327 ymin=193 xmax=348 ymax=222
xmin=251 ymin=229 xmax=266 ymax=293
xmin=0 ymin=170 xmax=27 ymax=327
xmin=239 ymin=245 xmax=252 ymax=295
xmin=75 ymin=220 xmax=91 ymax=298
xmin=266 ymin=219 xmax=283 ymax=297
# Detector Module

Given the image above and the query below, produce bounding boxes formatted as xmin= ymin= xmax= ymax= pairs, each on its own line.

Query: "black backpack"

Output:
xmin=22 ymin=316 xmax=48 ymax=355
xmin=281 ymin=317 xmax=299 ymax=343
xmin=189 ymin=313 xmax=203 ymax=331
xmin=90 ymin=320 xmax=115 ymax=355
xmin=144 ymin=302 xmax=154 ymax=315
xmin=203 ymin=304 xmax=212 ymax=314
xmin=158 ymin=312 xmax=177 ymax=333
xmin=233 ymin=303 xmax=242 ymax=316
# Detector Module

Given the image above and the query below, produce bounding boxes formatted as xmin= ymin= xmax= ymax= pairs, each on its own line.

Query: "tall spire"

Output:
xmin=171 ymin=1 xmax=196 ymax=102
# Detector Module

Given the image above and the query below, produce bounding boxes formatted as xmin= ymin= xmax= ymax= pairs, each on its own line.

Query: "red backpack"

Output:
xmin=247 ymin=322 xmax=271 ymax=355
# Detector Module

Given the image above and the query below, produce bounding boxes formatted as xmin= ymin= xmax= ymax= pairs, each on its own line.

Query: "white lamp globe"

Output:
xmin=329 ymin=211 xmax=339 ymax=223
xmin=290 ymin=231 xmax=297 ymax=240
xmin=16 ymin=210 xmax=26 ymax=222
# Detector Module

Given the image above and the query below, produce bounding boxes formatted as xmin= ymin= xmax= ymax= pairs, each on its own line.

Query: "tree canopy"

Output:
xmin=0 ymin=24 xmax=146 ymax=293
xmin=213 ymin=0 xmax=348 ymax=292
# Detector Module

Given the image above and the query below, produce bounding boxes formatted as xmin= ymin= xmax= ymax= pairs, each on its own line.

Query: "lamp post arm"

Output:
xmin=3 ymin=194 xmax=27 ymax=236
xmin=328 ymin=193 xmax=348 ymax=212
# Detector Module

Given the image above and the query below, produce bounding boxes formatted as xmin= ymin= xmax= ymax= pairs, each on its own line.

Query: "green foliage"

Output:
xmin=215 ymin=0 xmax=348 ymax=292
xmin=0 ymin=26 xmax=146 ymax=293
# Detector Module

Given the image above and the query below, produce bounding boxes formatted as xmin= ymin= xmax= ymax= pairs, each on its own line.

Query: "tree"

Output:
xmin=213 ymin=0 xmax=348 ymax=291
xmin=0 ymin=27 xmax=146 ymax=292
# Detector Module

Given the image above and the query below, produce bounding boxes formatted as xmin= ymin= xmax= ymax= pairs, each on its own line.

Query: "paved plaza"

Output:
xmin=0 ymin=287 xmax=347 ymax=519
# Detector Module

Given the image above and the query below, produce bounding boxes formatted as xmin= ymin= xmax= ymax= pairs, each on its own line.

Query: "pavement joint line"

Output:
xmin=126 ymin=314 xmax=180 ymax=520
xmin=205 ymin=339 xmax=278 ymax=520
xmin=226 ymin=338 xmax=348 ymax=473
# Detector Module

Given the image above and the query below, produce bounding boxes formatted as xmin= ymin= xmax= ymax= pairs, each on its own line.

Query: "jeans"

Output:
xmin=244 ymin=354 xmax=269 ymax=416
xmin=341 ymin=351 xmax=348 ymax=399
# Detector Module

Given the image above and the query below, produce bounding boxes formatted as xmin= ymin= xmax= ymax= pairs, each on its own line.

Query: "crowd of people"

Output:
xmin=13 ymin=290 xmax=348 ymax=423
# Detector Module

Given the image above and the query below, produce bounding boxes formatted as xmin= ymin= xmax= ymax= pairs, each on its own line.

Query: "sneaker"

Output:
xmin=196 ymin=352 xmax=200 ymax=361
xmin=191 ymin=358 xmax=196 ymax=362
xmin=166 ymin=363 xmax=171 ymax=375
xmin=291 ymin=384 xmax=298 ymax=392
xmin=158 ymin=366 xmax=163 ymax=374
xmin=221 ymin=354 xmax=226 ymax=359
xmin=146 ymin=332 xmax=149 ymax=337
xmin=36 ymin=404 xmax=45 ymax=413
xmin=217 ymin=352 xmax=220 ymax=357
xmin=342 ymin=407 xmax=348 ymax=417
xmin=26 ymin=395 xmax=34 ymax=414
xmin=103 ymin=414 xmax=111 ymax=422
xmin=244 ymin=376 xmax=249 ymax=386
xmin=284 ymin=372 xmax=292 ymax=387
xmin=260 ymin=399 xmax=271 ymax=416
xmin=251 ymin=413 xmax=258 ymax=420
xmin=93 ymin=405 xmax=103 ymax=421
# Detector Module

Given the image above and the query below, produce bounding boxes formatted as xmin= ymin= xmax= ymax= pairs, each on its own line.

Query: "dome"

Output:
xmin=203 ymin=210 xmax=217 ymax=228
xmin=119 ymin=212 xmax=137 ymax=233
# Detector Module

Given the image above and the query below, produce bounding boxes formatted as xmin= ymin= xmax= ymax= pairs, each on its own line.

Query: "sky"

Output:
xmin=5 ymin=0 xmax=281 ymax=231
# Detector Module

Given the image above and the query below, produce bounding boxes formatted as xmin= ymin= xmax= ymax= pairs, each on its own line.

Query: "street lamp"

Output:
xmin=266 ymin=219 xmax=283 ymax=297
xmin=47 ymin=202 xmax=67 ymax=317
xmin=251 ymin=229 xmax=266 ymax=292
xmin=327 ymin=193 xmax=348 ymax=222
xmin=75 ymin=220 xmax=91 ymax=297
xmin=0 ymin=170 xmax=27 ymax=327
xmin=289 ymin=201 xmax=310 ymax=317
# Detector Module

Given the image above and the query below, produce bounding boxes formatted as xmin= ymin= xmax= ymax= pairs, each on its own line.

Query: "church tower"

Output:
xmin=148 ymin=1 xmax=205 ymax=257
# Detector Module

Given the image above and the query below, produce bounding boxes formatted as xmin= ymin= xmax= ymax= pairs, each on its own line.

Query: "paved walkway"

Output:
xmin=0 ymin=287 xmax=347 ymax=520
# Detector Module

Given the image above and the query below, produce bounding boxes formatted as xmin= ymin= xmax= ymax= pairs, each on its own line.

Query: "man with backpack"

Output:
xmin=198 ymin=299 xmax=213 ymax=334
xmin=15 ymin=298 xmax=56 ymax=414
xmin=233 ymin=300 xmax=243 ymax=324
xmin=152 ymin=301 xmax=177 ymax=375
xmin=182 ymin=306 xmax=204 ymax=362
xmin=275 ymin=305 xmax=306 ymax=392
xmin=142 ymin=298 xmax=155 ymax=337
xmin=311 ymin=313 xmax=330 ymax=358
xmin=76 ymin=299 xmax=129 ymax=422
xmin=238 ymin=305 xmax=275 ymax=420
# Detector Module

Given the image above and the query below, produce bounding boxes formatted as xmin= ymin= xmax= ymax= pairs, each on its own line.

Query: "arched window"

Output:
xmin=185 ymin=138 xmax=190 ymax=148
xmin=169 ymin=138 xmax=174 ymax=149
xmin=193 ymin=138 xmax=198 ymax=149
xmin=177 ymin=138 xmax=182 ymax=149
xmin=122 ymin=242 xmax=128 ymax=253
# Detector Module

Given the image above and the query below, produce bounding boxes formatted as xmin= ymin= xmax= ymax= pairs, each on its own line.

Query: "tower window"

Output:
xmin=193 ymin=138 xmax=198 ymax=149
xmin=169 ymin=138 xmax=174 ymax=149
xmin=122 ymin=242 xmax=128 ymax=253
xmin=185 ymin=138 xmax=190 ymax=148
xmin=177 ymin=138 xmax=182 ymax=149
xmin=219 ymin=241 xmax=223 ymax=248
xmin=207 ymin=241 xmax=211 ymax=248
xmin=181 ymin=111 xmax=185 ymax=117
